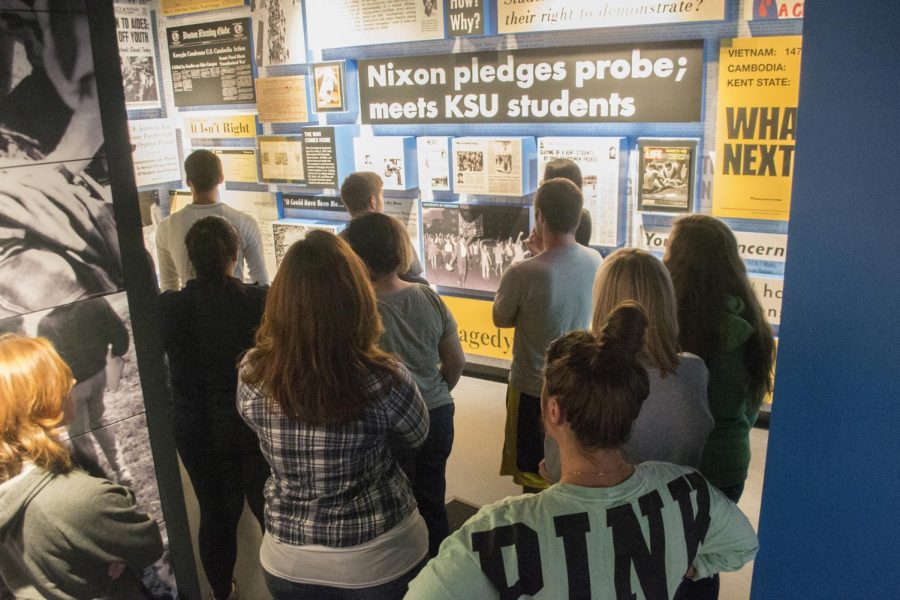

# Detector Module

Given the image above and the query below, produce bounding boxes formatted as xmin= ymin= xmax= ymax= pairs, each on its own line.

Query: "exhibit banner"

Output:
xmin=128 ymin=119 xmax=182 ymax=187
xmin=448 ymin=0 xmax=485 ymax=36
xmin=184 ymin=114 xmax=257 ymax=139
xmin=162 ymin=0 xmax=243 ymax=16
xmin=712 ymin=35 xmax=802 ymax=221
xmin=353 ymin=137 xmax=418 ymax=190
xmin=538 ymin=137 xmax=624 ymax=246
xmin=211 ymin=148 xmax=259 ymax=183
xmin=744 ymin=0 xmax=804 ymax=20
xmin=282 ymin=194 xmax=345 ymax=211
xmin=306 ymin=0 xmax=445 ymax=50
xmin=452 ymin=137 xmax=533 ymax=197
xmin=259 ymin=135 xmax=306 ymax=184
xmin=638 ymin=224 xmax=789 ymax=264
xmin=422 ymin=202 xmax=530 ymax=294
xmin=358 ymin=40 xmax=704 ymax=124
xmin=252 ymin=0 xmax=306 ymax=67
xmin=442 ymin=295 xmax=514 ymax=360
xmin=166 ymin=18 xmax=255 ymax=107
xmin=637 ymin=138 xmax=697 ymax=213
xmin=115 ymin=4 xmax=161 ymax=110
xmin=256 ymin=75 xmax=310 ymax=123
xmin=498 ymin=0 xmax=725 ymax=34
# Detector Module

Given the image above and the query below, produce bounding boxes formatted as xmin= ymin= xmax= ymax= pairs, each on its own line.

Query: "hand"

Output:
xmin=524 ymin=229 xmax=543 ymax=256
xmin=108 ymin=562 xmax=125 ymax=580
xmin=538 ymin=459 xmax=551 ymax=483
xmin=684 ymin=565 xmax=697 ymax=580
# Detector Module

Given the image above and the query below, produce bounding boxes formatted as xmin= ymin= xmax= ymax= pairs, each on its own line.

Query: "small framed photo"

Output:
xmin=312 ymin=61 xmax=347 ymax=113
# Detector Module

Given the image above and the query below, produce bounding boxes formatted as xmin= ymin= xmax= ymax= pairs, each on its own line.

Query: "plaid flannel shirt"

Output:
xmin=237 ymin=362 xmax=429 ymax=547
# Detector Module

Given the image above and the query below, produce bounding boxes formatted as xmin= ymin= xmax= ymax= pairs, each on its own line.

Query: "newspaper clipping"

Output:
xmin=417 ymin=136 xmax=451 ymax=195
xmin=115 ymin=4 xmax=161 ymax=110
xmin=252 ymin=0 xmax=306 ymax=67
xmin=453 ymin=137 xmax=524 ymax=197
xmin=353 ymin=137 xmax=411 ymax=191
xmin=637 ymin=139 xmax=696 ymax=213
xmin=259 ymin=135 xmax=306 ymax=183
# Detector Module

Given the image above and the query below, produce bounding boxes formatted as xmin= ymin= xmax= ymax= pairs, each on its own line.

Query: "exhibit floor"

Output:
xmin=179 ymin=375 xmax=769 ymax=599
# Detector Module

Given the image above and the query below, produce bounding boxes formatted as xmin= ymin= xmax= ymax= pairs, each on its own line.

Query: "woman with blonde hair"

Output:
xmin=0 ymin=335 xmax=162 ymax=599
xmin=238 ymin=231 xmax=429 ymax=599
xmin=542 ymin=248 xmax=713 ymax=481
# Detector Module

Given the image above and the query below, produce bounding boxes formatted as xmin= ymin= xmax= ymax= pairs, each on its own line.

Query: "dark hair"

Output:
xmin=543 ymin=301 xmax=650 ymax=450
xmin=543 ymin=158 xmax=583 ymax=189
xmin=241 ymin=231 xmax=398 ymax=424
xmin=184 ymin=149 xmax=223 ymax=193
xmin=345 ymin=212 xmax=411 ymax=278
xmin=185 ymin=216 xmax=240 ymax=290
xmin=664 ymin=215 xmax=775 ymax=408
xmin=340 ymin=172 xmax=383 ymax=215
xmin=535 ymin=178 xmax=584 ymax=235
xmin=575 ymin=209 xmax=592 ymax=247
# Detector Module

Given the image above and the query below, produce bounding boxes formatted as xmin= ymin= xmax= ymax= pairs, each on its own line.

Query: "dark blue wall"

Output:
xmin=752 ymin=2 xmax=900 ymax=597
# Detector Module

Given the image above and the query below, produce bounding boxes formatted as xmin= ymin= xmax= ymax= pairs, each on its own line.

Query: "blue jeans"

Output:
xmin=401 ymin=404 xmax=455 ymax=557
xmin=263 ymin=561 xmax=425 ymax=600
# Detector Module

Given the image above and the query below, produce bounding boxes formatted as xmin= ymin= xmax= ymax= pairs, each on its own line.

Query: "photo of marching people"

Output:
xmin=422 ymin=203 xmax=529 ymax=294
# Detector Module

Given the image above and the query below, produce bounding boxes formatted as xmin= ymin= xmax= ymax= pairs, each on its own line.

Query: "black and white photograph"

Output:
xmin=251 ymin=0 xmax=306 ymax=67
xmin=637 ymin=139 xmax=697 ymax=213
xmin=456 ymin=150 xmax=484 ymax=173
xmin=0 ymin=2 xmax=124 ymax=320
xmin=422 ymin=203 xmax=530 ymax=294
xmin=272 ymin=219 xmax=343 ymax=268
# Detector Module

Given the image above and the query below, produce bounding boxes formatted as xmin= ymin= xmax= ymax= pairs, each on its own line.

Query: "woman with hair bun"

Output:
xmin=158 ymin=215 xmax=269 ymax=600
xmin=0 ymin=335 xmax=162 ymax=599
xmin=407 ymin=302 xmax=758 ymax=599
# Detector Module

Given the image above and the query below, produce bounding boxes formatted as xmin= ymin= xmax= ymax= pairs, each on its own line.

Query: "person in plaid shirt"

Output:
xmin=238 ymin=230 xmax=430 ymax=599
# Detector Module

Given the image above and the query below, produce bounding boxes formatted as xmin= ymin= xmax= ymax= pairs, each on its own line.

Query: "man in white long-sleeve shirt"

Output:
xmin=155 ymin=150 xmax=269 ymax=291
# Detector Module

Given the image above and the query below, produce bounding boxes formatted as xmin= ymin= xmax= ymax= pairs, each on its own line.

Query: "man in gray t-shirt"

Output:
xmin=493 ymin=179 xmax=603 ymax=491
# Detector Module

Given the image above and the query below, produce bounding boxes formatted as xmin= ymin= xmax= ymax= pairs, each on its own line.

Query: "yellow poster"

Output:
xmin=161 ymin=0 xmax=243 ymax=17
xmin=442 ymin=295 xmax=514 ymax=361
xmin=184 ymin=115 xmax=257 ymax=139
xmin=712 ymin=35 xmax=802 ymax=221
xmin=212 ymin=148 xmax=259 ymax=183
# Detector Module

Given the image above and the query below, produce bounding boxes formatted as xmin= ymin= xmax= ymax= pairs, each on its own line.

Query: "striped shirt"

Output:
xmin=237 ymin=361 xmax=428 ymax=547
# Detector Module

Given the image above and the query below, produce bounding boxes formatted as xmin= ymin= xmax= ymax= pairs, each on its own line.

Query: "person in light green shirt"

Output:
xmin=407 ymin=303 xmax=757 ymax=600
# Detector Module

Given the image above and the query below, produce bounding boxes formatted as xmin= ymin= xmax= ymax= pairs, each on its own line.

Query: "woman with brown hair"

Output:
xmin=238 ymin=231 xmax=429 ymax=599
xmin=0 ymin=335 xmax=162 ymax=599
xmin=407 ymin=303 xmax=758 ymax=599
xmin=542 ymin=248 xmax=713 ymax=481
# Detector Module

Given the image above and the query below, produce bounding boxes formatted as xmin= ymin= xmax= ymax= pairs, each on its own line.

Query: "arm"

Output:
xmin=492 ymin=267 xmax=519 ymax=328
xmin=388 ymin=367 xmax=429 ymax=452
xmin=242 ymin=218 xmax=270 ymax=285
xmin=438 ymin=328 xmax=465 ymax=392
xmin=406 ymin=526 xmax=499 ymax=599
xmin=155 ymin=224 xmax=179 ymax=292
xmin=690 ymin=482 xmax=759 ymax=579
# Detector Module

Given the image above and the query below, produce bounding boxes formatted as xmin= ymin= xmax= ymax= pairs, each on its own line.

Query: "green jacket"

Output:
xmin=697 ymin=297 xmax=759 ymax=488
xmin=0 ymin=466 xmax=163 ymax=599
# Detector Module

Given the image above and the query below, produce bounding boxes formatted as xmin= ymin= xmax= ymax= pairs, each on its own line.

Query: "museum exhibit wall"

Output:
xmin=0 ymin=1 xmax=199 ymax=598
xmin=751 ymin=2 xmax=900 ymax=598
xmin=119 ymin=0 xmax=802 ymax=419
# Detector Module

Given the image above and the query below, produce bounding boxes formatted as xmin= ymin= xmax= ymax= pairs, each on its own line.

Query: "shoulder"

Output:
xmin=242 ymin=283 xmax=269 ymax=302
xmin=675 ymin=352 xmax=710 ymax=382
xmin=35 ymin=470 xmax=135 ymax=516
xmin=636 ymin=461 xmax=699 ymax=484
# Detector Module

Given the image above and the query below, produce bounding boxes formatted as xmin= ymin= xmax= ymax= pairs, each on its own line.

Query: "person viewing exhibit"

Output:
xmin=158 ymin=216 xmax=270 ymax=600
xmin=406 ymin=303 xmax=759 ymax=599
xmin=665 ymin=215 xmax=776 ymax=599
xmin=542 ymin=247 xmax=713 ymax=482
xmin=155 ymin=150 xmax=269 ymax=291
xmin=345 ymin=212 xmax=466 ymax=557
xmin=493 ymin=178 xmax=603 ymax=492
xmin=237 ymin=231 xmax=430 ymax=599
xmin=0 ymin=335 xmax=163 ymax=599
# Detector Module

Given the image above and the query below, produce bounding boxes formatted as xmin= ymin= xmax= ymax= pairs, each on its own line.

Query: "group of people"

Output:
xmin=0 ymin=149 xmax=769 ymax=600
xmin=423 ymin=232 xmax=526 ymax=286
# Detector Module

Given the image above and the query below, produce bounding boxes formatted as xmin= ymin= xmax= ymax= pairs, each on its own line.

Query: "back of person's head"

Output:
xmin=0 ymin=335 xmax=73 ymax=482
xmin=243 ymin=231 xmax=395 ymax=424
xmin=185 ymin=216 xmax=240 ymax=290
xmin=575 ymin=208 xmax=592 ymax=247
xmin=184 ymin=149 xmax=223 ymax=194
xmin=543 ymin=302 xmax=650 ymax=450
xmin=543 ymin=158 xmax=583 ymax=189
xmin=593 ymin=248 xmax=679 ymax=375
xmin=664 ymin=214 xmax=775 ymax=405
xmin=340 ymin=171 xmax=383 ymax=215
xmin=345 ymin=212 xmax=411 ymax=279
xmin=535 ymin=178 xmax=584 ymax=235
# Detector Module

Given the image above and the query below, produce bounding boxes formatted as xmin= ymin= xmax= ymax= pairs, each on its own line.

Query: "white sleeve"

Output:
xmin=240 ymin=216 xmax=270 ymax=285
xmin=692 ymin=486 xmax=759 ymax=578
xmin=155 ymin=222 xmax=179 ymax=292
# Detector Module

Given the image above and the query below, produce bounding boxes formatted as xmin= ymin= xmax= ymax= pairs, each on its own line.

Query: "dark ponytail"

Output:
xmin=185 ymin=216 xmax=240 ymax=291
xmin=544 ymin=301 xmax=650 ymax=450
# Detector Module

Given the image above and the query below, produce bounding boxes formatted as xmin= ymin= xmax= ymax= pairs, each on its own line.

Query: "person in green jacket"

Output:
xmin=0 ymin=335 xmax=163 ymax=600
xmin=664 ymin=214 xmax=775 ymax=600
